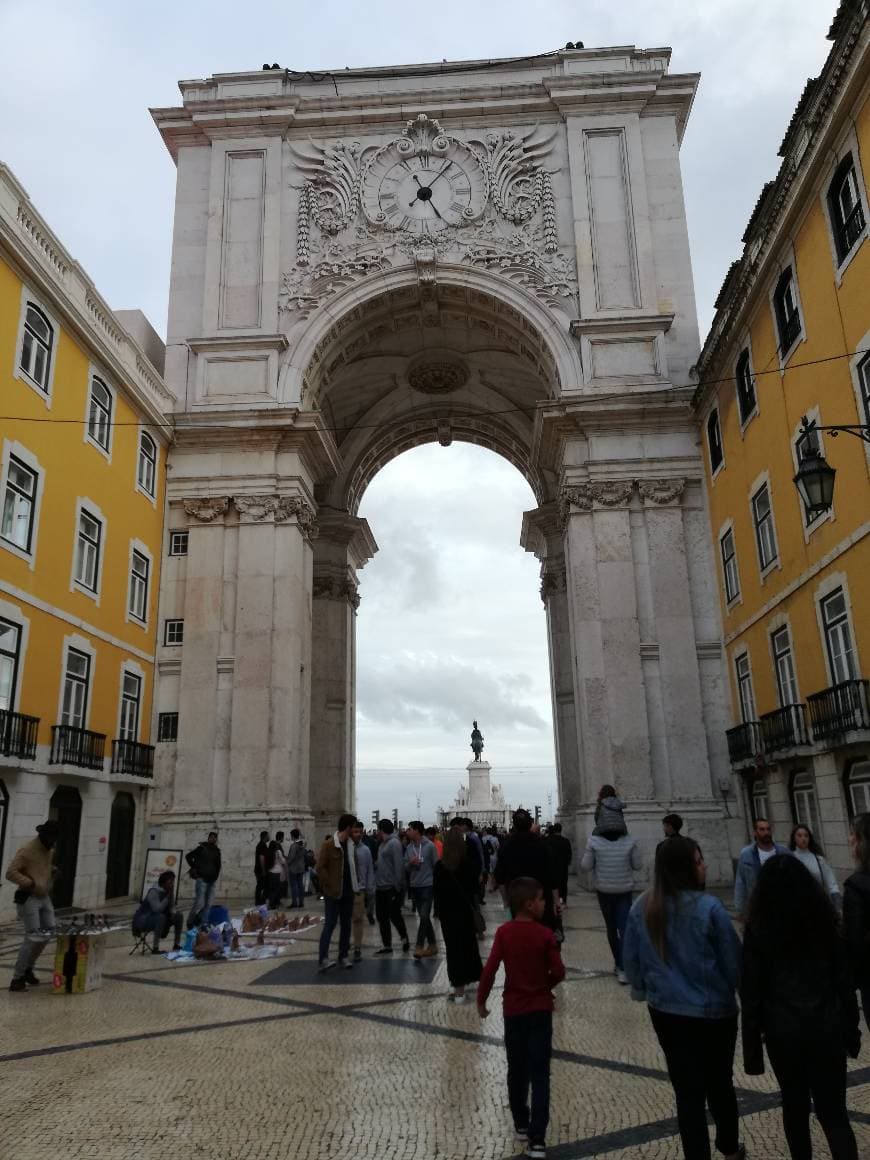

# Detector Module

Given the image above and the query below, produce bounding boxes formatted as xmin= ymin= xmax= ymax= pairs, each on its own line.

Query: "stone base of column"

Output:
xmin=147 ymin=809 xmax=315 ymax=902
xmin=559 ymin=798 xmax=738 ymax=887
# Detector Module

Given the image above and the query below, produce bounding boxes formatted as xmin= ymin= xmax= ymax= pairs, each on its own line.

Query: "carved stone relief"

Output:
xmin=280 ymin=114 xmax=577 ymax=323
xmin=637 ymin=478 xmax=687 ymax=506
xmin=539 ymin=559 xmax=567 ymax=603
xmin=183 ymin=497 xmax=230 ymax=523
xmin=313 ymin=567 xmax=361 ymax=609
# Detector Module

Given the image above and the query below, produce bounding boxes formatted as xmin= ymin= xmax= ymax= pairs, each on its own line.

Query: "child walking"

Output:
xmin=477 ymin=876 xmax=565 ymax=1159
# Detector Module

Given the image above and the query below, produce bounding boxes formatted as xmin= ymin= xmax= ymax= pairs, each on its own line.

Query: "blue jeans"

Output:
xmin=318 ymin=894 xmax=354 ymax=963
xmin=187 ymin=878 xmax=217 ymax=928
xmin=596 ymin=890 xmax=633 ymax=970
xmin=289 ymin=873 xmax=305 ymax=907
xmin=504 ymin=1010 xmax=553 ymax=1142
xmin=412 ymin=886 xmax=436 ymax=948
xmin=14 ymin=895 xmax=55 ymax=978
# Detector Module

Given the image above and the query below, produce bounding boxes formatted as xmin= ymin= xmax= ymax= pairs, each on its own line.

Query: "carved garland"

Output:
xmin=637 ymin=478 xmax=687 ymax=506
xmin=557 ymin=479 xmax=687 ymax=529
xmin=182 ymin=496 xmax=318 ymax=540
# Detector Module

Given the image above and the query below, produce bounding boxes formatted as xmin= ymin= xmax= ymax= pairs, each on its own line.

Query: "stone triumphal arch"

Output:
xmin=150 ymin=47 xmax=736 ymax=889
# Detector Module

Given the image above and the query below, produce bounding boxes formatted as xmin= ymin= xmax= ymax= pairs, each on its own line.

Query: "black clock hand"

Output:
xmin=428 ymin=161 xmax=453 ymax=188
xmin=428 ymin=200 xmax=443 ymax=221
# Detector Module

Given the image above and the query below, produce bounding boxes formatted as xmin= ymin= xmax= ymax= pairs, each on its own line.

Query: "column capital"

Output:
xmin=637 ymin=477 xmax=687 ymax=507
xmin=313 ymin=564 xmax=360 ymax=609
xmin=557 ymin=479 xmax=635 ymax=528
xmin=183 ymin=496 xmax=230 ymax=523
xmin=539 ymin=559 xmax=567 ymax=604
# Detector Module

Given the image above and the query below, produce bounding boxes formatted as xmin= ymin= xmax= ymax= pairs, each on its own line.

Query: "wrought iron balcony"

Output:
xmin=760 ymin=703 xmax=809 ymax=753
xmin=0 ymin=708 xmax=39 ymax=760
xmin=807 ymin=679 xmax=870 ymax=741
xmin=49 ymin=724 xmax=106 ymax=771
xmin=726 ymin=720 xmax=763 ymax=765
xmin=111 ymin=739 xmax=155 ymax=778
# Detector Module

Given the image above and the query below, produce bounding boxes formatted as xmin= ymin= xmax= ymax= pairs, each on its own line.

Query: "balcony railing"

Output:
xmin=807 ymin=679 xmax=870 ymax=741
xmin=0 ymin=708 xmax=39 ymax=760
xmin=111 ymin=739 xmax=155 ymax=779
xmin=726 ymin=721 xmax=763 ymax=765
xmin=49 ymin=725 xmax=106 ymax=771
xmin=760 ymin=703 xmax=809 ymax=753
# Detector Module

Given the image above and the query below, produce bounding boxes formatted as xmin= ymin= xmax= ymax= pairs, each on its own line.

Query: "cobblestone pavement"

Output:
xmin=0 ymin=892 xmax=868 ymax=1160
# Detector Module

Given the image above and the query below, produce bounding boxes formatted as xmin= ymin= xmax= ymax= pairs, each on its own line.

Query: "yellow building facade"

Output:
xmin=695 ymin=6 xmax=870 ymax=876
xmin=0 ymin=163 xmax=173 ymax=916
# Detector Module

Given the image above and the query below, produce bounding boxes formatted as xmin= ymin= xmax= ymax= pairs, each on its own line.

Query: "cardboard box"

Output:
xmin=52 ymin=933 xmax=107 ymax=994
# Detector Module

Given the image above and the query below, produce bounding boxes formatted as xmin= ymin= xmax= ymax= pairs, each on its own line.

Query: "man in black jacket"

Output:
xmin=186 ymin=831 xmax=222 ymax=928
xmin=547 ymin=823 xmax=573 ymax=905
xmin=495 ymin=810 xmax=559 ymax=931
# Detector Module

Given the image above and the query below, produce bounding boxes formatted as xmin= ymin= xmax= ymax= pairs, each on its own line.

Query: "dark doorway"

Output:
xmin=49 ymin=785 xmax=82 ymax=908
xmin=106 ymin=791 xmax=135 ymax=898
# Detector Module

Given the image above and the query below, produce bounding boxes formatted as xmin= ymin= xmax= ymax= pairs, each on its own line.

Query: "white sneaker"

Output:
xmin=454 ymin=993 xmax=466 ymax=1004
xmin=616 ymin=969 xmax=628 ymax=985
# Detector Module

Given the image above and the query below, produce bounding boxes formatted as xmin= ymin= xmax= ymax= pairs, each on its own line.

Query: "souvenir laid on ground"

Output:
xmin=238 ymin=907 xmax=322 ymax=939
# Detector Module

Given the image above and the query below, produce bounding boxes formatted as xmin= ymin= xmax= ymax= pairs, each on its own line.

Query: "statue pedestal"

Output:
xmin=450 ymin=759 xmax=512 ymax=828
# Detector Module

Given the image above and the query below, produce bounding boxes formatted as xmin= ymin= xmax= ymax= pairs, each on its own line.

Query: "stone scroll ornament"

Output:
xmin=281 ymin=116 xmax=573 ymax=320
xmin=183 ymin=497 xmax=230 ymax=523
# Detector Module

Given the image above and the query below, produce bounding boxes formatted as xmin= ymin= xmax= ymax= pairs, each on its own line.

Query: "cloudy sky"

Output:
xmin=0 ymin=2 xmax=835 ymax=818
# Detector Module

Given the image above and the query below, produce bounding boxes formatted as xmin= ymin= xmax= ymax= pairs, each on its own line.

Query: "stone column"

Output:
xmin=561 ymin=481 xmax=654 ymax=801
xmin=521 ymin=504 xmax=583 ymax=813
xmin=308 ymin=508 xmax=377 ymax=831
xmin=229 ymin=495 xmax=317 ymax=815
xmin=174 ymin=497 xmax=231 ymax=813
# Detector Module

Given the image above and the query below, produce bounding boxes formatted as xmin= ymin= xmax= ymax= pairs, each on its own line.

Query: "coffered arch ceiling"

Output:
xmin=301 ymin=279 xmax=560 ymax=513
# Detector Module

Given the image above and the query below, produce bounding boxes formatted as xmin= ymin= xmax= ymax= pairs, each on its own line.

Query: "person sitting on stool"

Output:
xmin=133 ymin=871 xmax=183 ymax=954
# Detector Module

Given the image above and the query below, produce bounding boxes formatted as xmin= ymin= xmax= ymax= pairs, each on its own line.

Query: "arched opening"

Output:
xmin=354 ymin=442 xmax=555 ymax=823
xmin=106 ymin=790 xmax=136 ymax=898
xmin=49 ymin=784 xmax=82 ymax=909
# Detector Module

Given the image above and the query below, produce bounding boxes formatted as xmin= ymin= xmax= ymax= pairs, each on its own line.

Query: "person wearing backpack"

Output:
xmin=286 ymin=829 xmax=307 ymax=908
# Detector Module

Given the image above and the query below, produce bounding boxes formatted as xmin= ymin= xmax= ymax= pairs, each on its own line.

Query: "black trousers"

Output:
xmin=375 ymin=888 xmax=408 ymax=948
xmin=649 ymin=1008 xmax=739 ymax=1160
xmin=766 ymin=1037 xmax=857 ymax=1160
xmin=254 ymin=873 xmax=268 ymax=906
xmin=504 ymin=1010 xmax=552 ymax=1143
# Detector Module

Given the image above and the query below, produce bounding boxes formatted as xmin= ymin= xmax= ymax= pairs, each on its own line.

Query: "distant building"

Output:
xmin=693 ymin=3 xmax=870 ymax=877
xmin=0 ymin=164 xmax=173 ymax=917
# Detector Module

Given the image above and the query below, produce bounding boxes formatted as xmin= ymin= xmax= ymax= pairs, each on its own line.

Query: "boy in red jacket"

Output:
xmin=477 ymin=876 xmax=565 ymax=1159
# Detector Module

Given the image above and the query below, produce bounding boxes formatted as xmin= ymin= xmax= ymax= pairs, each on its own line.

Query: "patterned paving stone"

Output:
xmin=0 ymin=893 xmax=867 ymax=1160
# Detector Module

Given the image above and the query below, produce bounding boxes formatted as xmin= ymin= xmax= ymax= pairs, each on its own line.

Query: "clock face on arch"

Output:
xmin=362 ymin=142 xmax=487 ymax=235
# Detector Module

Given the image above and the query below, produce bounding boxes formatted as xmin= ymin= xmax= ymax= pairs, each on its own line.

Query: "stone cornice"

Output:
xmin=153 ymin=49 xmax=698 ymax=158
xmin=570 ymin=312 xmax=674 ymax=338
xmin=0 ymin=163 xmax=175 ymax=431
xmin=186 ymin=334 xmax=289 ymax=353
xmin=314 ymin=507 xmax=378 ymax=568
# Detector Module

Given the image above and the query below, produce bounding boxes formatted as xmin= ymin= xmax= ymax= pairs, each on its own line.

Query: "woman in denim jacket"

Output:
xmin=623 ymin=836 xmax=745 ymax=1160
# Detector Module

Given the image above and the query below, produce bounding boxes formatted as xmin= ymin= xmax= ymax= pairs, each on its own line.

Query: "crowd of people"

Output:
xmin=5 ymin=793 xmax=870 ymax=1160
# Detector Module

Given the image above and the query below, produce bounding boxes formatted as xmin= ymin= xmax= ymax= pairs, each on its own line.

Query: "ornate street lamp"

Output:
xmin=793 ymin=414 xmax=870 ymax=516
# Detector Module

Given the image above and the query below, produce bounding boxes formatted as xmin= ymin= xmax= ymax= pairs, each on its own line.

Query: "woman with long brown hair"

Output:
xmin=433 ymin=826 xmax=482 ymax=1002
xmin=623 ymin=836 xmax=744 ymax=1160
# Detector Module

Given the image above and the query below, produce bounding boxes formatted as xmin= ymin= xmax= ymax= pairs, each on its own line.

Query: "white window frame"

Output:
xmin=821 ymin=129 xmax=869 ymax=281
xmin=168 ymin=529 xmax=188 ymax=557
xmin=750 ymin=777 xmax=769 ymax=823
xmin=135 ymin=428 xmax=158 ymax=504
xmin=0 ymin=599 xmax=30 ymax=715
xmin=84 ymin=368 xmax=115 ymax=461
xmin=70 ymin=498 xmax=106 ymax=604
xmin=163 ymin=619 xmax=184 ymax=647
xmin=749 ymin=473 xmax=779 ymax=578
xmin=734 ymin=344 xmax=758 ymax=429
xmin=847 ymin=760 xmax=870 ymax=817
xmin=116 ymin=661 xmax=145 ymax=743
xmin=706 ymin=406 xmax=725 ymax=479
xmin=13 ymin=286 xmax=58 ymax=406
xmin=768 ymin=250 xmax=806 ymax=368
xmin=813 ymin=572 xmax=861 ymax=688
xmin=770 ymin=623 xmax=800 ymax=707
xmin=56 ymin=633 xmax=96 ymax=732
xmin=718 ymin=521 xmax=741 ymax=607
xmin=791 ymin=770 xmax=820 ymax=834
xmin=818 ymin=585 xmax=858 ymax=686
xmin=126 ymin=540 xmax=152 ymax=627
xmin=0 ymin=440 xmax=44 ymax=570
xmin=734 ymin=649 xmax=757 ymax=724
xmin=791 ymin=406 xmax=833 ymax=537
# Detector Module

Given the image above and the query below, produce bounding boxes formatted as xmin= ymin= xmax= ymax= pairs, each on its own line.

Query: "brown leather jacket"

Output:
xmin=316 ymin=834 xmax=352 ymax=899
